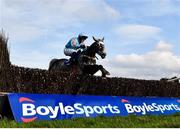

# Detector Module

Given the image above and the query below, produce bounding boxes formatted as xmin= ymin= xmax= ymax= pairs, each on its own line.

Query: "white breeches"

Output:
xmin=64 ymin=48 xmax=77 ymax=56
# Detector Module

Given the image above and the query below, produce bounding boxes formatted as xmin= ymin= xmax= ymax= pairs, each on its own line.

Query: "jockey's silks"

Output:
xmin=65 ymin=37 xmax=81 ymax=50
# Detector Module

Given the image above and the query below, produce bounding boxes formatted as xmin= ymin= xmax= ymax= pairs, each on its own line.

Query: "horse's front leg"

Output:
xmin=98 ymin=65 xmax=110 ymax=77
xmin=85 ymin=64 xmax=110 ymax=77
xmin=81 ymin=64 xmax=110 ymax=77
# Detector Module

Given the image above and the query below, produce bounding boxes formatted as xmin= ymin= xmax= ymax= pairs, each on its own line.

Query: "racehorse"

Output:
xmin=48 ymin=36 xmax=110 ymax=77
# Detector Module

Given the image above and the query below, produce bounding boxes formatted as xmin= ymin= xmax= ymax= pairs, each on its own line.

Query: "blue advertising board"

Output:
xmin=8 ymin=93 xmax=180 ymax=122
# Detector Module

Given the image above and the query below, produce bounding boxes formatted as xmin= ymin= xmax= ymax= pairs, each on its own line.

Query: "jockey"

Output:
xmin=64 ymin=33 xmax=88 ymax=64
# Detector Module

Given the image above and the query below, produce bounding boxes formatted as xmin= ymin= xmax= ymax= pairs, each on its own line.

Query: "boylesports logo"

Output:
xmin=19 ymin=97 xmax=121 ymax=122
xmin=121 ymin=98 xmax=180 ymax=115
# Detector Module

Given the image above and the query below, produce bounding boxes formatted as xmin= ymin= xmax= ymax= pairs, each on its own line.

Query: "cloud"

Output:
xmin=147 ymin=0 xmax=180 ymax=16
xmin=123 ymin=0 xmax=180 ymax=18
xmin=114 ymin=24 xmax=161 ymax=43
xmin=154 ymin=40 xmax=173 ymax=52
xmin=0 ymin=0 xmax=120 ymax=43
xmin=11 ymin=50 xmax=51 ymax=69
xmin=106 ymin=41 xmax=180 ymax=79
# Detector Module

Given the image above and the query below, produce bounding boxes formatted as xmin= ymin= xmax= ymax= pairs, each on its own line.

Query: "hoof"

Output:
xmin=102 ymin=69 xmax=110 ymax=77
xmin=106 ymin=71 xmax=110 ymax=76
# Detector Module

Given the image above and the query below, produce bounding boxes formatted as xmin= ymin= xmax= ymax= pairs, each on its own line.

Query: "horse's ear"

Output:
xmin=102 ymin=37 xmax=104 ymax=42
xmin=93 ymin=36 xmax=98 ymax=42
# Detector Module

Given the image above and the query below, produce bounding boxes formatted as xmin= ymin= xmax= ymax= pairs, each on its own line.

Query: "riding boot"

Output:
xmin=68 ymin=58 xmax=73 ymax=65
xmin=70 ymin=52 xmax=78 ymax=65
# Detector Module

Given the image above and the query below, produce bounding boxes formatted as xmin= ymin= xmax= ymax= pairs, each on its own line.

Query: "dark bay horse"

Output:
xmin=48 ymin=36 xmax=110 ymax=77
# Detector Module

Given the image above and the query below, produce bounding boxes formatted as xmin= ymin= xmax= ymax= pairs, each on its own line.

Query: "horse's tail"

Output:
xmin=48 ymin=59 xmax=59 ymax=71
xmin=48 ymin=58 xmax=68 ymax=71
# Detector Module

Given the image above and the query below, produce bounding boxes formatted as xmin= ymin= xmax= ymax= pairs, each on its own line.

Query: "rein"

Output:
xmin=95 ymin=56 xmax=99 ymax=60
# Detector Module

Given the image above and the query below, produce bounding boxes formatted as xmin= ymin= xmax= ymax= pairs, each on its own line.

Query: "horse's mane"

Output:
xmin=81 ymin=41 xmax=96 ymax=58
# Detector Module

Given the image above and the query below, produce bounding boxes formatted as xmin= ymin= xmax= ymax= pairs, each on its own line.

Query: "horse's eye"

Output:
xmin=100 ymin=44 xmax=104 ymax=48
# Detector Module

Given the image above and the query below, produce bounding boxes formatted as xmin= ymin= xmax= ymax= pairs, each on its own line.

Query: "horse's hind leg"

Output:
xmin=98 ymin=65 xmax=110 ymax=77
xmin=48 ymin=59 xmax=58 ymax=71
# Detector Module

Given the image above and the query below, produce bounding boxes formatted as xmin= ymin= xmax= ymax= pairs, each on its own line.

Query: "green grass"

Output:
xmin=1 ymin=113 xmax=180 ymax=128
